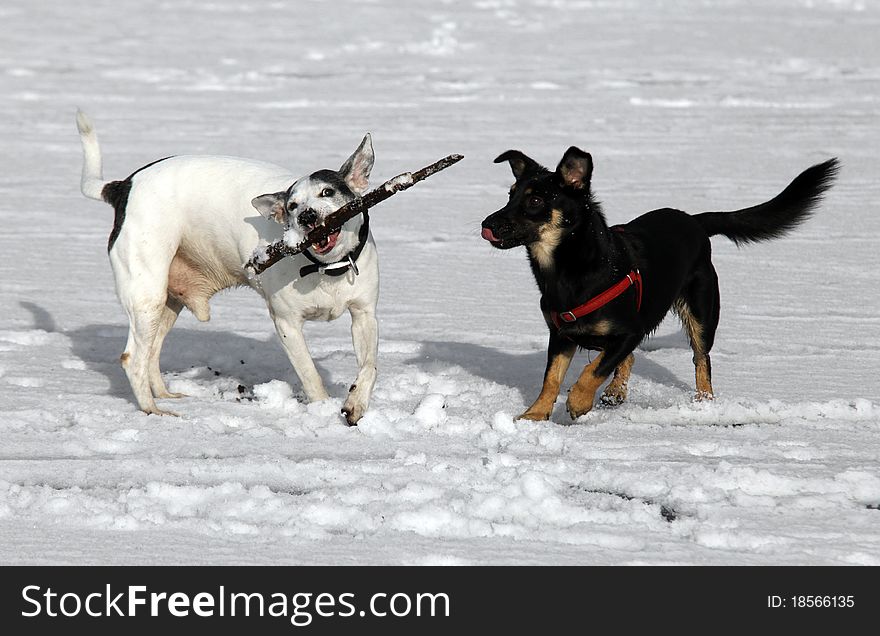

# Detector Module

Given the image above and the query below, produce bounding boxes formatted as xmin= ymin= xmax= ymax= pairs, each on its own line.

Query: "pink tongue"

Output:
xmin=481 ymin=227 xmax=499 ymax=242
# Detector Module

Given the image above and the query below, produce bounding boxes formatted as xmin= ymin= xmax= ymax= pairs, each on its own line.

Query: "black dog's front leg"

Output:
xmin=518 ymin=330 xmax=577 ymax=421
xmin=567 ymin=335 xmax=642 ymax=419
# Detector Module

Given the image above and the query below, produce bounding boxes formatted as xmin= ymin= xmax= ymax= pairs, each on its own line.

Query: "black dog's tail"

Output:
xmin=694 ymin=158 xmax=839 ymax=246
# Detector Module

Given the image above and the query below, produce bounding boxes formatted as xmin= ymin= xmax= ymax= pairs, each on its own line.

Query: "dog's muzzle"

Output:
xmin=297 ymin=208 xmax=319 ymax=229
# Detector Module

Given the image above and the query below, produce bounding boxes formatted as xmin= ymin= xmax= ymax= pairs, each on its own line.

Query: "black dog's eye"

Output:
xmin=320 ymin=188 xmax=335 ymax=198
xmin=526 ymin=195 xmax=543 ymax=209
xmin=288 ymin=202 xmax=298 ymax=211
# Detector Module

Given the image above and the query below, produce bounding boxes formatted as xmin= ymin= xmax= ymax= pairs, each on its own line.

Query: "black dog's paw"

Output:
xmin=599 ymin=392 xmax=626 ymax=408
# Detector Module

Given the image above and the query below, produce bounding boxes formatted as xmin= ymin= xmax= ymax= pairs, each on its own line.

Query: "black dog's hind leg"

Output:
xmin=675 ymin=259 xmax=720 ymax=401
xmin=519 ymin=331 xmax=577 ymax=421
xmin=567 ymin=335 xmax=642 ymax=419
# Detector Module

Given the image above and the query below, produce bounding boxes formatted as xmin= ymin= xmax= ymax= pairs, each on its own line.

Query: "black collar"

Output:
xmin=299 ymin=210 xmax=370 ymax=278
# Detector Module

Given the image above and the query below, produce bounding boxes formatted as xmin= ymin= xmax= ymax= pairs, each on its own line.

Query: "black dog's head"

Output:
xmin=481 ymin=146 xmax=595 ymax=252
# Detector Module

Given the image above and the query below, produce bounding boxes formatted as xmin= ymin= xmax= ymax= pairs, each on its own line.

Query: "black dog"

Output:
xmin=481 ymin=147 xmax=838 ymax=421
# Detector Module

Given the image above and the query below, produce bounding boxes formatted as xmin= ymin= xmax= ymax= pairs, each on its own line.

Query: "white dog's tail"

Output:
xmin=76 ymin=109 xmax=107 ymax=201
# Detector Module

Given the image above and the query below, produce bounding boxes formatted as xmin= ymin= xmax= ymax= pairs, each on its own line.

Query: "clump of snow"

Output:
xmin=384 ymin=173 xmax=414 ymax=192
xmin=253 ymin=379 xmax=302 ymax=412
xmin=413 ymin=393 xmax=446 ymax=427
xmin=248 ymin=243 xmax=270 ymax=267
xmin=282 ymin=225 xmax=306 ymax=248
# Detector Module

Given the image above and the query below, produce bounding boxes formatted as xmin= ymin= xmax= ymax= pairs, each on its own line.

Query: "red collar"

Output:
xmin=550 ymin=269 xmax=642 ymax=329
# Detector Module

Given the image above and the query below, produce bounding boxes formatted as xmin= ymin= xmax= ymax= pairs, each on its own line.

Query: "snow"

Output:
xmin=385 ymin=173 xmax=415 ymax=192
xmin=1 ymin=0 xmax=879 ymax=565
xmin=282 ymin=226 xmax=305 ymax=249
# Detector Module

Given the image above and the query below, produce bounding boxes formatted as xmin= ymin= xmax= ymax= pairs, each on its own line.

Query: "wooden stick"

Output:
xmin=246 ymin=154 xmax=464 ymax=274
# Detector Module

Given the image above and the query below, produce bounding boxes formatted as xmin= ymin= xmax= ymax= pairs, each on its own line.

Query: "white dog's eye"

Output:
xmin=320 ymin=187 xmax=335 ymax=197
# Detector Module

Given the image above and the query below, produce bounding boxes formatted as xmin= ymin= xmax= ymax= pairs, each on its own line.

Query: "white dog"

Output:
xmin=77 ymin=111 xmax=379 ymax=425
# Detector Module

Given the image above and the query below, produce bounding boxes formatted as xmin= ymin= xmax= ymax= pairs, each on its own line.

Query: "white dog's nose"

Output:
xmin=297 ymin=208 xmax=318 ymax=228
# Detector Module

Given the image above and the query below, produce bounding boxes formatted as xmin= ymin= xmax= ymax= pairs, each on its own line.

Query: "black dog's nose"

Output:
xmin=297 ymin=209 xmax=318 ymax=228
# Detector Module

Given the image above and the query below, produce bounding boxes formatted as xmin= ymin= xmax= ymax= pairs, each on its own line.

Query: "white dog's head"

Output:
xmin=253 ymin=134 xmax=374 ymax=261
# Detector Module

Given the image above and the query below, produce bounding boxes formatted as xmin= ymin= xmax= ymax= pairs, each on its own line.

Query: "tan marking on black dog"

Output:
xmin=518 ymin=346 xmax=576 ymax=421
xmin=675 ymin=298 xmax=714 ymax=399
xmin=529 ymin=209 xmax=564 ymax=271
xmin=673 ymin=298 xmax=704 ymax=355
xmin=566 ymin=352 xmax=607 ymax=418
xmin=591 ymin=319 xmax=614 ymax=336
xmin=601 ymin=352 xmax=634 ymax=406
xmin=694 ymin=355 xmax=714 ymax=400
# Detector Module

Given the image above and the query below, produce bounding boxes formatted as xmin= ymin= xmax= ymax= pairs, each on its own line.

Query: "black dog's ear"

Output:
xmin=340 ymin=133 xmax=374 ymax=195
xmin=556 ymin=146 xmax=593 ymax=189
xmin=494 ymin=150 xmax=540 ymax=181
xmin=252 ymin=191 xmax=288 ymax=224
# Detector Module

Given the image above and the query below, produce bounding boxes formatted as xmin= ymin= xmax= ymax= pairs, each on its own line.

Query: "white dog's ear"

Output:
xmin=339 ymin=133 xmax=374 ymax=195
xmin=252 ymin=191 xmax=288 ymax=224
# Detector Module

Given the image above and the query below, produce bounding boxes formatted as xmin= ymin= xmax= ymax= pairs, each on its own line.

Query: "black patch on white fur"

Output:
xmin=302 ymin=169 xmax=355 ymax=198
xmin=103 ymin=156 xmax=174 ymax=251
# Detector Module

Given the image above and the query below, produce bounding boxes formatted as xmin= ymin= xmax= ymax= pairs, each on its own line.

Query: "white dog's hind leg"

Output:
xmin=148 ymin=298 xmax=187 ymax=399
xmin=112 ymin=234 xmax=180 ymax=416
xmin=271 ymin=315 xmax=330 ymax=402
xmin=341 ymin=305 xmax=378 ymax=425
xmin=120 ymin=297 xmax=178 ymax=416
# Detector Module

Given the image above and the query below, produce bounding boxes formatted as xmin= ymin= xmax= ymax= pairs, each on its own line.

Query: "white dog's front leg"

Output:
xmin=271 ymin=315 xmax=330 ymax=402
xmin=341 ymin=305 xmax=378 ymax=425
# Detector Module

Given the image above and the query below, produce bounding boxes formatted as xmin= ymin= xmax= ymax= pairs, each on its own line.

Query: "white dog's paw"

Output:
xmin=143 ymin=406 xmax=180 ymax=417
xmin=340 ymin=402 xmax=364 ymax=426
xmin=341 ymin=384 xmax=367 ymax=426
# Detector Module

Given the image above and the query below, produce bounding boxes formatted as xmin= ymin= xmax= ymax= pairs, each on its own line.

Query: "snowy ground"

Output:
xmin=1 ymin=0 xmax=879 ymax=565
